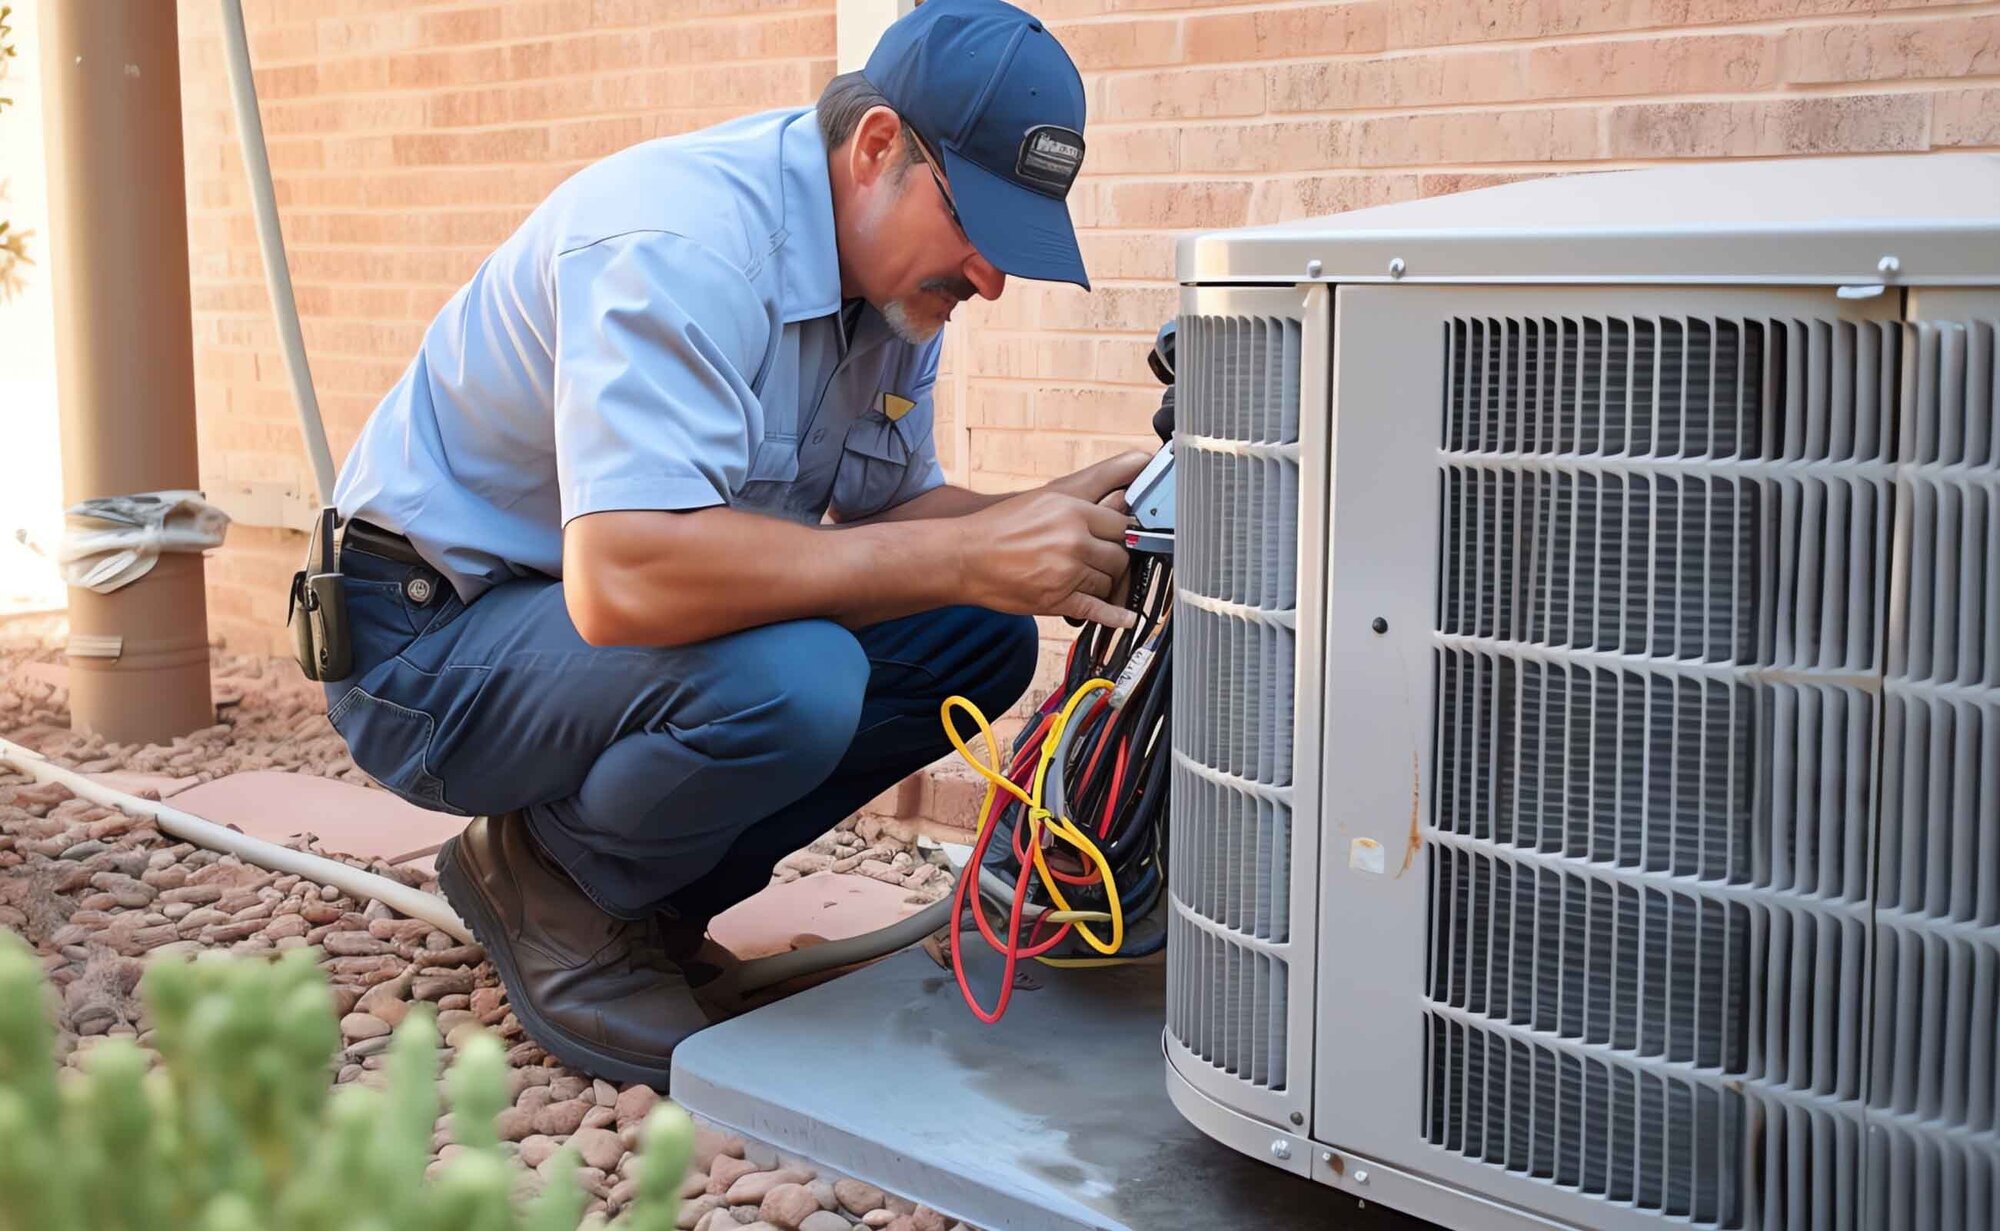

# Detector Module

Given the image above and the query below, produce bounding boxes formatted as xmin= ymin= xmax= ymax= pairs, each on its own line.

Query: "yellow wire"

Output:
xmin=1034 ymin=956 xmax=1144 ymax=968
xmin=940 ymin=680 xmax=1126 ymax=957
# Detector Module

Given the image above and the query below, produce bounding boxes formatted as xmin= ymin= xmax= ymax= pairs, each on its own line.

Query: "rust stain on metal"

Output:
xmin=1397 ymin=752 xmax=1421 ymax=877
xmin=1325 ymin=1152 xmax=1345 ymax=1177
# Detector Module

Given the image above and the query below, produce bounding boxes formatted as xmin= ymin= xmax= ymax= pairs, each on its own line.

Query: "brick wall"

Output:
xmin=176 ymin=1 xmax=1998 ymax=831
xmin=174 ymin=0 xmax=838 ymax=655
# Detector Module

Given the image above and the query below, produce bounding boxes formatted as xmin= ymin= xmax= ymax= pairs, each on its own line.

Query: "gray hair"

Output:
xmin=817 ymin=71 xmax=921 ymax=167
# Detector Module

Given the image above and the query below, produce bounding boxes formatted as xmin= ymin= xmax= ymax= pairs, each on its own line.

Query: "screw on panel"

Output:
xmin=1353 ymin=1169 xmax=1370 ymax=1185
xmin=1371 ymin=617 xmax=1389 ymax=635
xmin=1289 ymin=1111 xmax=1304 ymax=1126
xmin=1388 ymin=257 xmax=1406 ymax=279
xmin=1878 ymin=256 xmax=1901 ymax=276
xmin=1306 ymin=259 xmax=1323 ymax=278
xmin=1270 ymin=1140 xmax=1292 ymax=1161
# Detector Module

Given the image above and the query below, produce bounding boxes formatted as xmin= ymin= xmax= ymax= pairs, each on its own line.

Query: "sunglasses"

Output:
xmin=907 ymin=128 xmax=966 ymax=239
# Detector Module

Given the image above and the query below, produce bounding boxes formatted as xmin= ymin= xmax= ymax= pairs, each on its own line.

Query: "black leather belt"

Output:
xmin=340 ymin=517 xmax=430 ymax=568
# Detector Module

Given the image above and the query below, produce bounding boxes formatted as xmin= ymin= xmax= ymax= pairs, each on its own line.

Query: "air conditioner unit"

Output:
xmin=1164 ymin=153 xmax=2000 ymax=1231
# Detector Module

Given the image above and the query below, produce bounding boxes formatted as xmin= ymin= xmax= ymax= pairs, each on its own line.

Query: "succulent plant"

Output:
xmin=0 ymin=931 xmax=693 ymax=1231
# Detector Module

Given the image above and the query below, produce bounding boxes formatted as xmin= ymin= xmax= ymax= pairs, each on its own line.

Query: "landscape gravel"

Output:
xmin=0 ymin=625 xmax=973 ymax=1230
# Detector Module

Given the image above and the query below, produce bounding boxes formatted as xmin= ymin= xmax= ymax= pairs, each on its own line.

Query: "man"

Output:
xmin=318 ymin=0 xmax=1145 ymax=1088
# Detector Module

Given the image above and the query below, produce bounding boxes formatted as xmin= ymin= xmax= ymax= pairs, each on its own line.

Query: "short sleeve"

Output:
xmin=550 ymin=232 xmax=772 ymax=524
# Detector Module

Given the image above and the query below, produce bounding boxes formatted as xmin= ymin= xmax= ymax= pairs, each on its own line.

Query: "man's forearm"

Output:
xmin=838 ymin=483 xmax=1007 ymax=525
xmin=564 ymin=507 xmax=967 ymax=647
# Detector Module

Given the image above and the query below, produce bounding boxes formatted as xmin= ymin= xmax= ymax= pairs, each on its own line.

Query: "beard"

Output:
xmin=882 ymin=275 xmax=978 ymax=345
xmin=881 ymin=297 xmax=939 ymax=345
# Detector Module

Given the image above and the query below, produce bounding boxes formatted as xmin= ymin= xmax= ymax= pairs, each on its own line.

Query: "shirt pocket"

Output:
xmin=832 ymin=413 xmax=912 ymax=520
xmin=732 ymin=434 xmax=802 ymax=516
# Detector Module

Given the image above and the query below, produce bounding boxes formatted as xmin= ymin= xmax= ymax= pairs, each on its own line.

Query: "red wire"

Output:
xmin=1100 ymin=737 xmax=1129 ymax=838
xmin=951 ymin=706 xmax=1098 ymax=1019
xmin=950 ymin=796 xmax=1035 ymax=1023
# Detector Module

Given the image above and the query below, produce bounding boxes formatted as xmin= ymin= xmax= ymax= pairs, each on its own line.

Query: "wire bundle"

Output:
xmin=939 ymin=551 xmax=1174 ymax=1023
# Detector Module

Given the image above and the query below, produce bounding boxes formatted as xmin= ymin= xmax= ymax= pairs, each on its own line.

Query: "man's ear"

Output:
xmin=848 ymin=105 xmax=906 ymax=191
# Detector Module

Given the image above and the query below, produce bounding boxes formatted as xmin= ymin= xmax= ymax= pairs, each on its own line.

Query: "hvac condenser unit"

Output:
xmin=1165 ymin=154 xmax=2000 ymax=1231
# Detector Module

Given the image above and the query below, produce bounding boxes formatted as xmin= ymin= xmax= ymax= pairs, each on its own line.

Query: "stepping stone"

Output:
xmin=16 ymin=660 xmax=68 ymax=691
xmin=710 ymin=872 xmax=931 ymax=961
xmin=167 ymin=770 xmax=465 ymax=865
xmin=87 ymin=770 xmax=201 ymax=798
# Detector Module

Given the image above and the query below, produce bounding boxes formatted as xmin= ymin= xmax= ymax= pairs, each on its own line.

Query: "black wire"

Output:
xmin=974 ymin=552 xmax=1177 ymax=959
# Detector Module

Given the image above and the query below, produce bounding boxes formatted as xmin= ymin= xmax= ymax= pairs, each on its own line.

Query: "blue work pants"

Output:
xmin=323 ymin=543 xmax=1037 ymax=921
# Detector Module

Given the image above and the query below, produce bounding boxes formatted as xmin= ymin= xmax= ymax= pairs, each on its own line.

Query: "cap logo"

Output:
xmin=1015 ymin=125 xmax=1084 ymax=198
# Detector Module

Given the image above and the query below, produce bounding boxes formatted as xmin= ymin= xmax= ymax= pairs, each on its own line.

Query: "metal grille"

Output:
xmin=1869 ymin=319 xmax=2000 ymax=1231
xmin=1426 ymin=316 xmax=1918 ymax=1228
xmin=1169 ymin=313 xmax=1303 ymax=1092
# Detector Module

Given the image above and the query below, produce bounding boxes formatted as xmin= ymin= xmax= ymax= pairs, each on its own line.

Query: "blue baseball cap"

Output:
xmin=863 ymin=0 xmax=1090 ymax=289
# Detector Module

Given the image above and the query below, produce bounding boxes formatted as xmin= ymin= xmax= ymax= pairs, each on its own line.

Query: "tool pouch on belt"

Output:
xmin=287 ymin=507 xmax=353 ymax=683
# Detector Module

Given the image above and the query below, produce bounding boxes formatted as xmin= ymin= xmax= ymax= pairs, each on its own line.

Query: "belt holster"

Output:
xmin=288 ymin=507 xmax=353 ymax=682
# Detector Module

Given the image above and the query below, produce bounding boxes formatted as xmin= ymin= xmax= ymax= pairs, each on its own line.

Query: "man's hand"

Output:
xmin=1041 ymin=450 xmax=1152 ymax=511
xmin=956 ymin=490 xmax=1137 ymax=628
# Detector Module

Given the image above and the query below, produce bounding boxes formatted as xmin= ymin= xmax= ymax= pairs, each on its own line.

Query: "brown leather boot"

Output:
xmin=435 ymin=813 xmax=709 ymax=1089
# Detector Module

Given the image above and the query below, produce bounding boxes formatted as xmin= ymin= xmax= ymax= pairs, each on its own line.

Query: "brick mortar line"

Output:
xmin=217 ymin=65 xmax=832 ymax=105
xmin=196 ymin=11 xmax=837 ymax=71
xmin=1047 ymin=0 xmax=2000 ymax=49
xmin=1091 ymin=76 xmax=2000 ymax=124
xmin=212 ymin=49 xmax=834 ymax=94
xmin=214 ymin=45 xmax=834 ymax=74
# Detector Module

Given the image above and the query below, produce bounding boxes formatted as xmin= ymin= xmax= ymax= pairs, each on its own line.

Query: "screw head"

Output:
xmin=1270 ymin=1139 xmax=1292 ymax=1161
xmin=1878 ymin=255 xmax=1901 ymax=275
xmin=1371 ymin=616 xmax=1389 ymax=635
xmin=1388 ymin=257 xmax=1406 ymax=279
xmin=1354 ymin=1168 xmax=1370 ymax=1185
xmin=1305 ymin=259 xmax=1324 ymax=278
xmin=1289 ymin=1111 xmax=1304 ymax=1126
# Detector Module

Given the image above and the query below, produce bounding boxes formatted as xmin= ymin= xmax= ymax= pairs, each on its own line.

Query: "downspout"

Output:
xmin=39 ymin=0 xmax=213 ymax=744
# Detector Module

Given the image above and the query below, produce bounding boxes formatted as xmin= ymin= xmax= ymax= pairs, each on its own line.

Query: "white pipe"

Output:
xmin=218 ymin=0 xmax=337 ymax=505
xmin=0 ymin=737 xmax=471 ymax=944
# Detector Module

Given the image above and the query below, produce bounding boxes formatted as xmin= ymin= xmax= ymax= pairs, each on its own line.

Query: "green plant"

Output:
xmin=0 ymin=4 xmax=31 ymax=301
xmin=0 ymin=932 xmax=695 ymax=1231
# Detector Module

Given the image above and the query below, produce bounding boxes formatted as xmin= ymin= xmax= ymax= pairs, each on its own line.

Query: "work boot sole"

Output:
xmin=435 ymin=834 xmax=679 ymax=1090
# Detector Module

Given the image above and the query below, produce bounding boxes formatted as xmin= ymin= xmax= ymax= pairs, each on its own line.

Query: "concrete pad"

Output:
xmin=167 ymin=770 xmax=465 ymax=863
xmin=673 ymin=948 xmax=1431 ymax=1231
xmin=709 ymin=871 xmax=928 ymax=961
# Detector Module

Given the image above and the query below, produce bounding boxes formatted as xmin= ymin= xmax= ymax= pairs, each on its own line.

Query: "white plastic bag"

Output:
xmin=58 ymin=490 xmax=230 ymax=594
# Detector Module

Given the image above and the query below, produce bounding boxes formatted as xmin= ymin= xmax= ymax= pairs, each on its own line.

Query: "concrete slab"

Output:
xmin=672 ymin=947 xmax=1430 ymax=1231
xmin=709 ymin=871 xmax=928 ymax=960
xmin=167 ymin=770 xmax=465 ymax=864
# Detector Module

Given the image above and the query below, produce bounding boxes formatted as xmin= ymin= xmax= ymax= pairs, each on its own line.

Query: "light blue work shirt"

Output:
xmin=332 ymin=107 xmax=946 ymax=603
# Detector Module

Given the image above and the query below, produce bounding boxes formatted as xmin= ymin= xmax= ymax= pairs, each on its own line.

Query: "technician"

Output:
xmin=311 ymin=0 xmax=1144 ymax=1087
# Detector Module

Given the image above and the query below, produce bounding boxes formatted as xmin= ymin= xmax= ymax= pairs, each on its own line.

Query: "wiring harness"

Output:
xmin=938 ymin=324 xmax=1178 ymax=1023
